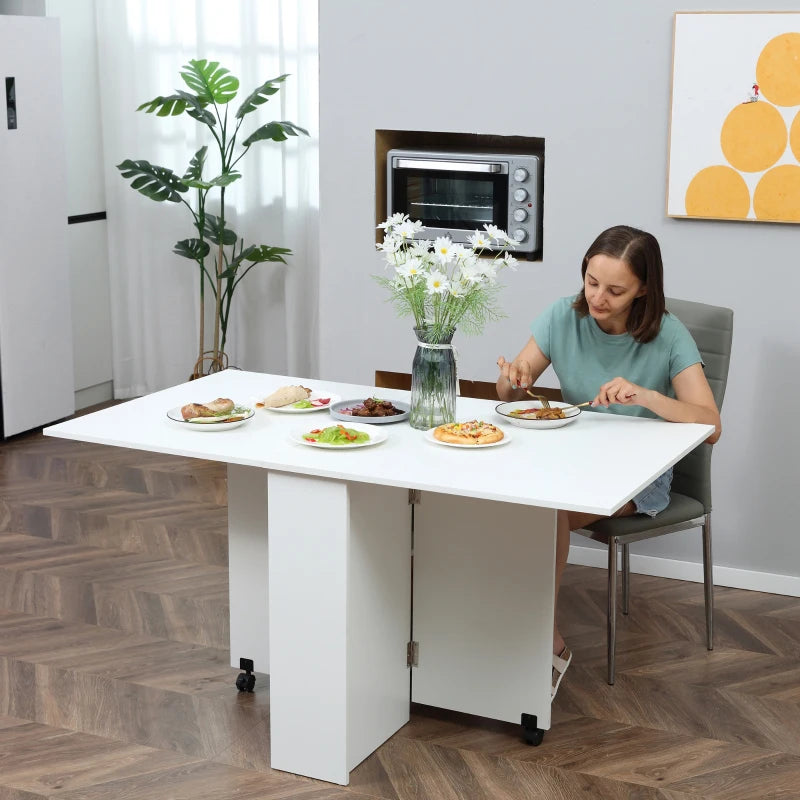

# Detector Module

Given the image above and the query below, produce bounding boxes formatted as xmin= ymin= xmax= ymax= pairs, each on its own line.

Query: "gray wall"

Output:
xmin=318 ymin=1 xmax=800 ymax=585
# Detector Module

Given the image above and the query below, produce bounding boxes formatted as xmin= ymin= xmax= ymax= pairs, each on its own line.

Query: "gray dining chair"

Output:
xmin=574 ymin=298 xmax=734 ymax=685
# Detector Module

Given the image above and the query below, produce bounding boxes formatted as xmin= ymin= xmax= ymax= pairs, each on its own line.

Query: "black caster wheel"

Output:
xmin=235 ymin=657 xmax=256 ymax=692
xmin=521 ymin=713 xmax=545 ymax=746
xmin=523 ymin=727 xmax=545 ymax=746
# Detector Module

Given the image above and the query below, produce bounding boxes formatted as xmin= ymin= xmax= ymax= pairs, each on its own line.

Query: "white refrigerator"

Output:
xmin=0 ymin=14 xmax=74 ymax=437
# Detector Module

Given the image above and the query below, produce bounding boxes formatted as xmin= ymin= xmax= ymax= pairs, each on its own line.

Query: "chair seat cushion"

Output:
xmin=584 ymin=492 xmax=705 ymax=540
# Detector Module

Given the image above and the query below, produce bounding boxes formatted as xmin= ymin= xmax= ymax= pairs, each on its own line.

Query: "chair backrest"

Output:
xmin=665 ymin=298 xmax=734 ymax=512
xmin=375 ymin=370 xmax=563 ymax=402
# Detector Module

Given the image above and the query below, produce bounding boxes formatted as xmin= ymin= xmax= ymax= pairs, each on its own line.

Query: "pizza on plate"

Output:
xmin=433 ymin=420 xmax=504 ymax=445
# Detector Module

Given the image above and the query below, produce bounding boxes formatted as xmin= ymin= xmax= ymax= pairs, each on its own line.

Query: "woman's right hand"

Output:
xmin=497 ymin=355 xmax=533 ymax=389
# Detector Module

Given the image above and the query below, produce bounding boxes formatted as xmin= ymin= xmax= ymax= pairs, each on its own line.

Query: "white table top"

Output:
xmin=44 ymin=370 xmax=715 ymax=516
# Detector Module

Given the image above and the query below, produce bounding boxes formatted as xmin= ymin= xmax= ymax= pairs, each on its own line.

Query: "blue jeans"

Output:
xmin=632 ymin=467 xmax=673 ymax=517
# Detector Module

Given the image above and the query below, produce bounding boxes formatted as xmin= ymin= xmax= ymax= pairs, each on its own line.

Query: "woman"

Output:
xmin=495 ymin=225 xmax=721 ymax=700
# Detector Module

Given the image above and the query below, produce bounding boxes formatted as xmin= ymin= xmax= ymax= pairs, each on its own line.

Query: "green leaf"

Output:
xmin=136 ymin=94 xmax=187 ymax=117
xmin=183 ymin=147 xmax=208 ymax=182
xmin=242 ymin=120 xmax=309 ymax=147
xmin=235 ymin=74 xmax=289 ymax=119
xmin=244 ymin=244 xmax=292 ymax=263
xmin=197 ymin=213 xmax=237 ymax=246
xmin=136 ymin=92 xmax=215 ymax=125
xmin=208 ymin=172 xmax=242 ymax=187
xmin=180 ymin=59 xmax=239 ymax=104
xmin=117 ymin=159 xmax=188 ymax=202
xmin=173 ymin=90 xmax=216 ymax=125
xmin=183 ymin=171 xmax=241 ymax=191
xmin=218 ymin=244 xmax=291 ymax=279
xmin=174 ymin=238 xmax=211 ymax=260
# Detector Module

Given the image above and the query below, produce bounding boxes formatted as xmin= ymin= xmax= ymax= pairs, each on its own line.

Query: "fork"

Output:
xmin=525 ymin=390 xmax=551 ymax=409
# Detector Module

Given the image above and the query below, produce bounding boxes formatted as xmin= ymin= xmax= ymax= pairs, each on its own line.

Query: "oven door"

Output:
xmin=390 ymin=158 xmax=508 ymax=235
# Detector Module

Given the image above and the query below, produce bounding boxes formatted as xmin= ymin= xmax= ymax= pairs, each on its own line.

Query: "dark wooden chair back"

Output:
xmin=374 ymin=371 xmax=563 ymax=402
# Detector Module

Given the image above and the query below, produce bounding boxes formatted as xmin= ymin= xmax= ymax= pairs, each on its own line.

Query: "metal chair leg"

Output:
xmin=702 ymin=513 xmax=714 ymax=650
xmin=607 ymin=536 xmax=617 ymax=685
xmin=622 ymin=543 xmax=630 ymax=615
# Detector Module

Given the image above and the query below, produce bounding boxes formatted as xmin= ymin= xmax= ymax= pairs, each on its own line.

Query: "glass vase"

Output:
xmin=409 ymin=326 xmax=457 ymax=430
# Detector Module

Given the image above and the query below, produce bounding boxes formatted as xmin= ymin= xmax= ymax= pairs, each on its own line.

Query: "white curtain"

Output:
xmin=95 ymin=0 xmax=319 ymax=396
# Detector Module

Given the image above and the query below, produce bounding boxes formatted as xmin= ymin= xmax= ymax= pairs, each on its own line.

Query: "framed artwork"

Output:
xmin=667 ymin=11 xmax=800 ymax=223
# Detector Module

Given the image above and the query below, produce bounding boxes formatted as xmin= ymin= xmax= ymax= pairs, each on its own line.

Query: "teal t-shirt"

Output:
xmin=530 ymin=296 xmax=703 ymax=419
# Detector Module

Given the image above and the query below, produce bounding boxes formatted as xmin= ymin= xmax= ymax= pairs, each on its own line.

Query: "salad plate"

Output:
xmin=495 ymin=400 xmax=581 ymax=430
xmin=423 ymin=427 xmax=512 ymax=449
xmin=266 ymin=391 xmax=341 ymax=413
xmin=167 ymin=405 xmax=254 ymax=431
xmin=291 ymin=423 xmax=388 ymax=449
xmin=330 ymin=398 xmax=410 ymax=424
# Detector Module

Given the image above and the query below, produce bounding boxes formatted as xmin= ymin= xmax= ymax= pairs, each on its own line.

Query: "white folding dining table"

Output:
xmin=44 ymin=369 xmax=714 ymax=785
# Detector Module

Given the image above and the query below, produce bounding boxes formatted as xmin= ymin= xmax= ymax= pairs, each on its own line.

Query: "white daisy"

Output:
xmin=458 ymin=262 xmax=484 ymax=284
xmin=480 ymin=262 xmax=499 ymax=284
xmin=483 ymin=224 xmax=501 ymax=239
xmin=433 ymin=236 xmax=454 ymax=265
xmin=411 ymin=239 xmax=433 ymax=257
xmin=376 ymin=236 xmax=401 ymax=254
xmin=397 ymin=257 xmax=424 ymax=281
xmin=449 ymin=243 xmax=470 ymax=262
xmin=468 ymin=230 xmax=491 ymax=249
xmin=449 ymin=279 xmax=469 ymax=298
xmin=501 ymin=252 xmax=519 ymax=271
xmin=426 ymin=270 xmax=450 ymax=295
xmin=377 ymin=212 xmax=409 ymax=230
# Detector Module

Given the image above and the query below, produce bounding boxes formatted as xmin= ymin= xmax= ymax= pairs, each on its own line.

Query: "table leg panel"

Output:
xmin=413 ymin=493 xmax=556 ymax=729
xmin=227 ymin=463 xmax=269 ymax=671
xmin=267 ymin=473 xmax=411 ymax=784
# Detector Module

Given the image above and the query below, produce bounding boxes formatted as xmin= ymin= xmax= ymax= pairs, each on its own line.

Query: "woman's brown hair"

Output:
xmin=571 ymin=225 xmax=666 ymax=343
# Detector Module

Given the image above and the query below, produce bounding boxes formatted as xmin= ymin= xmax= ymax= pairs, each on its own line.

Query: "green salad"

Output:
xmin=303 ymin=425 xmax=370 ymax=445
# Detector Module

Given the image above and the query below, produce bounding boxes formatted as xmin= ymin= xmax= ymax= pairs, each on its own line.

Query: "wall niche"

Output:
xmin=375 ymin=129 xmax=545 ymax=261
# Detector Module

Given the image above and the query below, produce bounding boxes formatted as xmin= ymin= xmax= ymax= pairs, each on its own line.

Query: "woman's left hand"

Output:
xmin=594 ymin=377 xmax=649 ymax=408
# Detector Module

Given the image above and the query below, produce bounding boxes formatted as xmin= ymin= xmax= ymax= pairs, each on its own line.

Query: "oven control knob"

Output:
xmin=513 ymin=167 xmax=529 ymax=182
xmin=513 ymin=208 xmax=529 ymax=222
xmin=513 ymin=228 xmax=528 ymax=242
xmin=513 ymin=188 xmax=529 ymax=202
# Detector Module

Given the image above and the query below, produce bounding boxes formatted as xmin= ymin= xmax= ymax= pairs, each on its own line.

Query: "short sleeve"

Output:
xmin=669 ymin=317 xmax=704 ymax=380
xmin=529 ymin=300 xmax=559 ymax=361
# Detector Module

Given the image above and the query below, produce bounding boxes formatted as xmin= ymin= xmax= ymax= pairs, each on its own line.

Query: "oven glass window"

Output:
xmin=392 ymin=168 xmax=508 ymax=231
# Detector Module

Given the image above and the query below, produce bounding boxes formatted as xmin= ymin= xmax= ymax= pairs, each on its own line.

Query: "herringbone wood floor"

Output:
xmin=2 ymin=418 xmax=800 ymax=799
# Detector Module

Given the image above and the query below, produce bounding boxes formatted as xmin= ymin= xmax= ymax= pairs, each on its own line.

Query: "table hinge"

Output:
xmin=406 ymin=641 xmax=419 ymax=667
xmin=408 ymin=489 xmax=421 ymax=505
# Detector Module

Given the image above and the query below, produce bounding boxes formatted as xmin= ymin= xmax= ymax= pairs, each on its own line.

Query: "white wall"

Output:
xmin=319 ymin=1 xmax=800 ymax=589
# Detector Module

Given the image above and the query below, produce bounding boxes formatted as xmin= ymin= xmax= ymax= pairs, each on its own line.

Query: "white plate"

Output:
xmin=495 ymin=400 xmax=581 ymax=430
xmin=330 ymin=398 xmax=410 ymax=424
xmin=291 ymin=422 xmax=388 ymax=449
xmin=423 ymin=426 xmax=512 ymax=448
xmin=167 ymin=405 xmax=254 ymax=430
xmin=264 ymin=391 xmax=341 ymax=413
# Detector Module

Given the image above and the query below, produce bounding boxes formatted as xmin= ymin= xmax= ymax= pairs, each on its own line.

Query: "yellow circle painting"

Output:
xmin=685 ymin=166 xmax=750 ymax=219
xmin=753 ymin=165 xmax=800 ymax=222
xmin=756 ymin=33 xmax=800 ymax=107
xmin=720 ymin=102 xmax=787 ymax=173
xmin=790 ymin=110 xmax=800 ymax=163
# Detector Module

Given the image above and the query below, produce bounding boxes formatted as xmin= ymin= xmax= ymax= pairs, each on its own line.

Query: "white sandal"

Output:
xmin=551 ymin=645 xmax=572 ymax=701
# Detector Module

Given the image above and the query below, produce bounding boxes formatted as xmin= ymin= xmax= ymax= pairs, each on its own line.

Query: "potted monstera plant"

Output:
xmin=118 ymin=59 xmax=308 ymax=378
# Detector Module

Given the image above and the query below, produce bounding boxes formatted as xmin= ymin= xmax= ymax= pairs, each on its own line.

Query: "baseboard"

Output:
xmin=75 ymin=380 xmax=114 ymax=411
xmin=568 ymin=544 xmax=800 ymax=598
